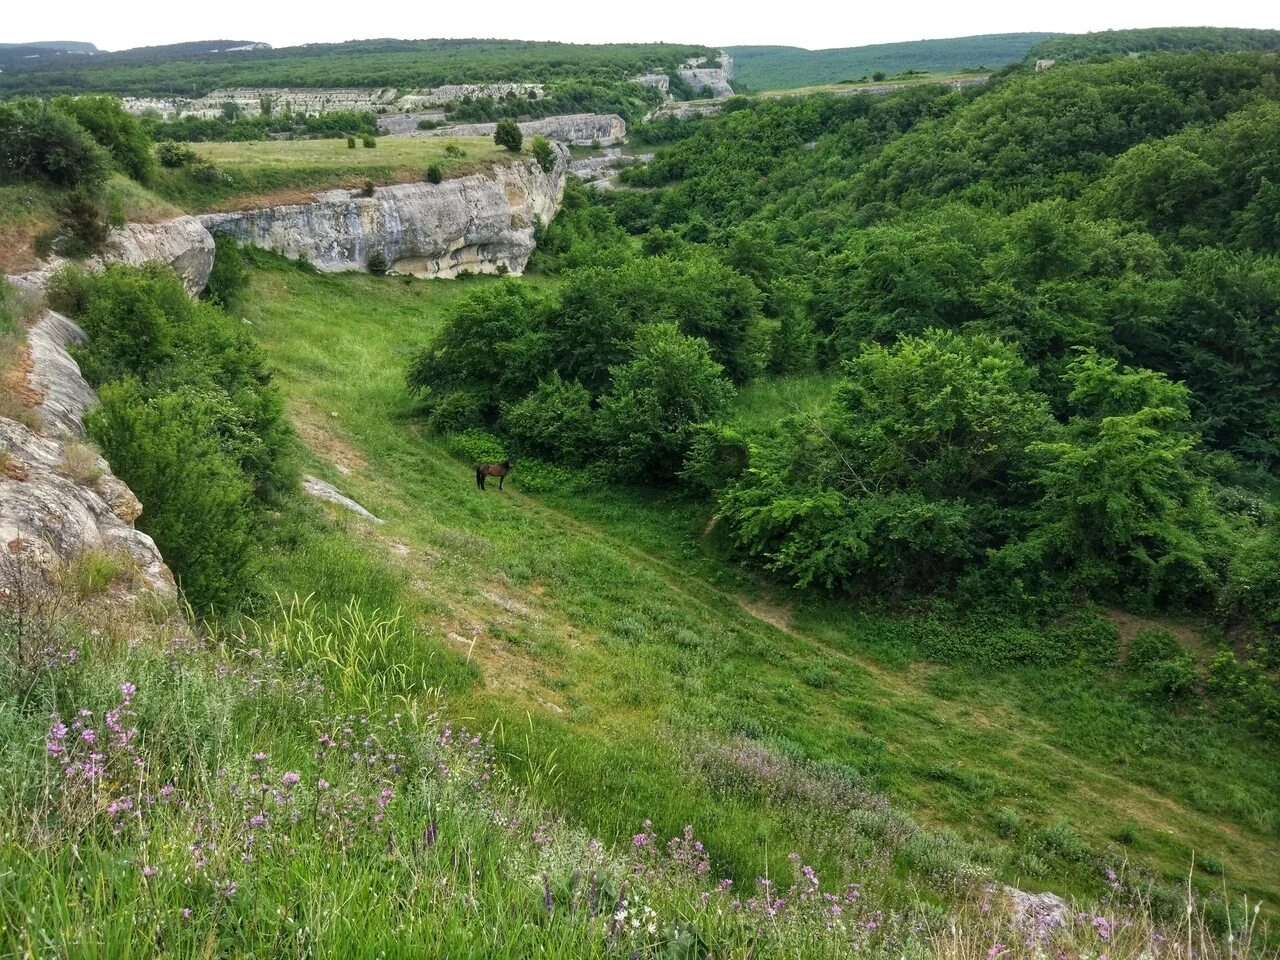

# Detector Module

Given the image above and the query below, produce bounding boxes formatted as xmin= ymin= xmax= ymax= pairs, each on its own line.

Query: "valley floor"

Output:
xmin=240 ymin=255 xmax=1280 ymax=915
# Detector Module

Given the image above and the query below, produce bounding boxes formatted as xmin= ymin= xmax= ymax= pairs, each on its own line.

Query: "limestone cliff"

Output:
xmin=199 ymin=151 xmax=568 ymax=279
xmin=2 ymin=217 xmax=215 ymax=598
xmin=408 ymin=113 xmax=626 ymax=147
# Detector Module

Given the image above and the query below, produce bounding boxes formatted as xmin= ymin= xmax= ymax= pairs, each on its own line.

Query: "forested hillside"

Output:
xmin=0 ymin=38 xmax=716 ymax=97
xmin=2 ymin=34 xmax=1279 ymax=960
xmin=1028 ymin=26 xmax=1280 ymax=63
xmin=728 ymin=33 xmax=1055 ymax=90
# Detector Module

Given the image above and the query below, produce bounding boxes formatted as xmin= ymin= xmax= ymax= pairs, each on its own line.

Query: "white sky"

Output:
xmin=3 ymin=0 xmax=1277 ymax=52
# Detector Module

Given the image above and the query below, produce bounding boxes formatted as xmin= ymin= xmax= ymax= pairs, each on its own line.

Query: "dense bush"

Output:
xmin=50 ymin=94 xmax=154 ymax=183
xmin=493 ymin=118 xmax=523 ymax=152
xmin=0 ymin=97 xmax=110 ymax=188
xmin=53 ymin=264 xmax=292 ymax=612
xmin=530 ymin=134 xmax=556 ymax=173
xmin=205 ymin=233 xmax=250 ymax=312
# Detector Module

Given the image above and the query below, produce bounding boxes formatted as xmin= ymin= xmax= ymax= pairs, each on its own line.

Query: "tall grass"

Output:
xmin=0 ymin=574 xmax=1270 ymax=958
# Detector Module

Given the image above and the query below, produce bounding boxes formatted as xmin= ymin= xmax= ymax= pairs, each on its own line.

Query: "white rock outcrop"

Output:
xmin=2 ymin=216 xmax=215 ymax=599
xmin=199 ymin=151 xmax=568 ymax=279
xmin=0 ymin=416 xmax=176 ymax=597
xmin=409 ymin=113 xmax=626 ymax=146
xmin=9 ymin=216 xmax=215 ymax=299
xmin=303 ymin=475 xmax=383 ymax=524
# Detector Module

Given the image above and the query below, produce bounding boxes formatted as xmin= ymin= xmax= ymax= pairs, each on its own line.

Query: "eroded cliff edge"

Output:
xmin=199 ymin=149 xmax=569 ymax=279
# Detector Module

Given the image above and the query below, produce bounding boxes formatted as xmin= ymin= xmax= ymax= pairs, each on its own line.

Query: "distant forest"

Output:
xmin=726 ymin=34 xmax=1058 ymax=90
xmin=0 ymin=38 xmax=717 ymax=97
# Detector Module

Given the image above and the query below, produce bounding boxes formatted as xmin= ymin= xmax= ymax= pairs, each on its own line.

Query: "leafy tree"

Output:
xmin=720 ymin=331 xmax=1051 ymax=594
xmin=501 ymin=372 xmax=596 ymax=464
xmin=205 ymin=233 xmax=250 ymax=312
xmin=50 ymin=94 xmax=155 ymax=183
xmin=597 ymin=324 xmax=734 ymax=481
xmin=530 ymin=134 xmax=556 ymax=173
xmin=997 ymin=353 xmax=1224 ymax=606
xmin=0 ymin=97 xmax=109 ymax=188
xmin=494 ymin=118 xmax=523 ymax=152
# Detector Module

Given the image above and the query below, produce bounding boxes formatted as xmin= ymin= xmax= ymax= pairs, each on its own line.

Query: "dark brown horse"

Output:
xmin=476 ymin=459 xmax=513 ymax=490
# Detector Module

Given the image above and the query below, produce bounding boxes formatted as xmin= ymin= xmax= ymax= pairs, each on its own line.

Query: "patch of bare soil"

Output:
xmin=291 ymin=412 xmax=368 ymax=476
xmin=1106 ymin=608 xmax=1211 ymax=660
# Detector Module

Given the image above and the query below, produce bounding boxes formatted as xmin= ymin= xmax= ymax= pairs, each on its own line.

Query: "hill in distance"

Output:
xmin=726 ymin=32 xmax=1060 ymax=90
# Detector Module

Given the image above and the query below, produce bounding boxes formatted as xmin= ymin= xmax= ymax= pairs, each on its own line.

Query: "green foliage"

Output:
xmin=1028 ymin=27 xmax=1280 ymax=64
xmin=597 ymin=324 xmax=734 ymax=482
xmin=725 ymin=35 xmax=1056 ymax=91
xmin=361 ymin=133 xmax=377 ymax=149
xmin=49 ymin=94 xmax=154 ymax=183
xmin=57 ymin=264 xmax=292 ymax=612
xmin=1128 ymin=627 xmax=1183 ymax=667
xmin=0 ymin=39 xmax=715 ymax=98
xmin=367 ymin=250 xmax=389 ymax=276
xmin=425 ymin=163 xmax=443 ymax=184
xmin=720 ymin=330 xmax=1050 ymax=594
xmin=87 ymin=380 xmax=256 ymax=610
xmin=205 ymin=233 xmax=250 ymax=312
xmin=501 ymin=373 xmax=596 ymax=465
xmin=493 ymin=118 xmax=523 ymax=152
xmin=0 ymin=97 xmax=110 ymax=189
xmin=530 ymin=134 xmax=556 ymax=173
xmin=154 ymin=140 xmax=197 ymax=168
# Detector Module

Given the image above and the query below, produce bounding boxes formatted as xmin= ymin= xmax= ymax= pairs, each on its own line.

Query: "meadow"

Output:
xmin=225 ymin=252 xmax=1279 ymax=921
xmin=151 ymin=136 xmax=509 ymax=211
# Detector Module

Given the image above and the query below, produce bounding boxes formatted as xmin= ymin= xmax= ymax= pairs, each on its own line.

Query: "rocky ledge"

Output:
xmin=199 ymin=151 xmax=568 ymax=278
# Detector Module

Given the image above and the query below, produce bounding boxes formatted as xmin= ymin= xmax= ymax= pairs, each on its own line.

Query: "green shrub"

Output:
xmin=448 ymin=429 xmax=506 ymax=466
xmin=361 ymin=179 xmax=376 ymax=197
xmin=597 ymin=323 xmax=734 ymax=482
xmin=51 ymin=94 xmax=155 ymax=183
xmin=425 ymin=163 xmax=443 ymax=184
xmin=367 ymin=250 xmax=389 ymax=276
xmin=494 ymin=118 xmax=523 ymax=152
xmin=0 ymin=97 xmax=109 ymax=189
xmin=426 ymin=390 xmax=485 ymax=435
xmin=530 ymin=134 xmax=556 ymax=173
xmin=1128 ymin=627 xmax=1183 ymax=666
xmin=205 ymin=233 xmax=249 ymax=311
xmin=500 ymin=372 xmax=596 ymax=464
xmin=444 ymin=143 xmax=466 ymax=158
xmin=993 ymin=808 xmax=1021 ymax=838
xmin=55 ymin=185 xmax=110 ymax=256
xmin=1036 ymin=820 xmax=1091 ymax=862
xmin=361 ymin=133 xmax=377 ymax=148
xmin=346 ymin=135 xmax=357 ymax=149
xmin=87 ymin=380 xmax=256 ymax=612
xmin=1112 ymin=821 xmax=1138 ymax=845
xmin=154 ymin=140 xmax=197 ymax=168
xmin=189 ymin=158 xmax=227 ymax=185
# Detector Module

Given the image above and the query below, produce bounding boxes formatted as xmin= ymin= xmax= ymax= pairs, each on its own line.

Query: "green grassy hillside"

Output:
xmin=727 ymin=34 xmax=1057 ymax=90
xmin=232 ymin=253 xmax=1279 ymax=918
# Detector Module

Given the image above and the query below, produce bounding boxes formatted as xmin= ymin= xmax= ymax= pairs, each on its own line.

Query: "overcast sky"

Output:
xmin=4 ymin=0 xmax=1276 ymax=52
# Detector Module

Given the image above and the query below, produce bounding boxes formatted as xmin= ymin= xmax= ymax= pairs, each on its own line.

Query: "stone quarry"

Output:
xmin=407 ymin=113 xmax=626 ymax=146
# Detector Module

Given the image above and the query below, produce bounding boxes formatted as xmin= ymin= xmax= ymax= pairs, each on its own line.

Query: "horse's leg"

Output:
xmin=499 ymin=474 xmax=504 ymax=490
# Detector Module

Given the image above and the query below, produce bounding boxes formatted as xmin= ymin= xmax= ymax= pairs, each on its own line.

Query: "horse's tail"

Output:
xmin=476 ymin=466 xmax=484 ymax=489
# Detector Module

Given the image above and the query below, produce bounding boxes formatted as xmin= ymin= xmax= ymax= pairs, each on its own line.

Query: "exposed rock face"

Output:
xmin=2 ymin=216 xmax=214 ymax=601
xmin=1003 ymin=886 xmax=1070 ymax=930
xmin=0 ymin=418 xmax=175 ymax=596
xmin=1035 ymin=59 xmax=1056 ymax=72
xmin=678 ymin=67 xmax=734 ymax=99
xmin=646 ymin=102 xmax=724 ymax=121
xmin=410 ymin=113 xmax=626 ymax=146
xmin=376 ymin=111 xmax=447 ymax=135
xmin=9 ymin=216 xmax=215 ymax=299
xmin=199 ymin=151 xmax=568 ymax=279
xmin=27 ymin=311 xmax=96 ymax=439
xmin=569 ymin=148 xmax=653 ymax=183
xmin=303 ymin=475 xmax=383 ymax=524
xmin=123 ymin=83 xmax=545 ymax=119
xmin=633 ymin=73 xmax=671 ymax=96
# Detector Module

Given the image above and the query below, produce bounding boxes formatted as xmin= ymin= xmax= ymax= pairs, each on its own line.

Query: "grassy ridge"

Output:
xmin=727 ymin=34 xmax=1056 ymax=90
xmin=0 ymin=38 xmax=717 ymax=98
xmin=238 ymin=252 xmax=1280 ymax=917
xmin=150 ymin=136 xmax=509 ymax=211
